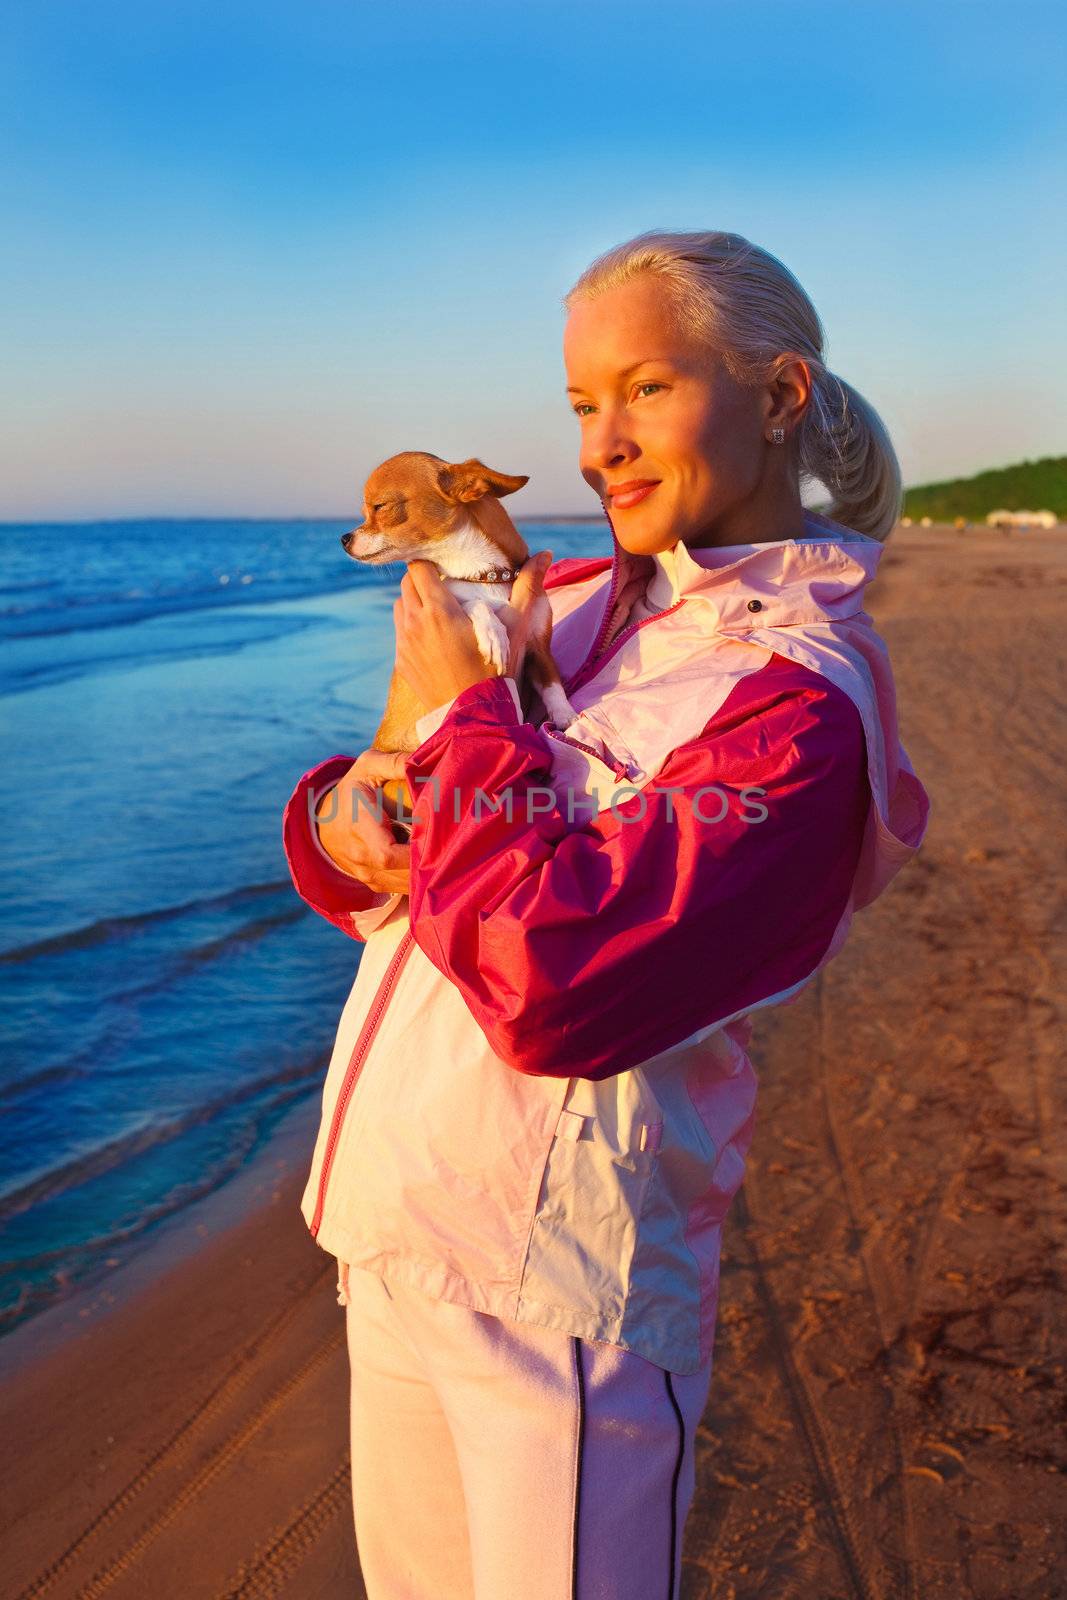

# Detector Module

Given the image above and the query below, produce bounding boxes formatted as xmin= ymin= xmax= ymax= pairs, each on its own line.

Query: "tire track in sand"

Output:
xmin=732 ymin=1184 xmax=878 ymax=1600
xmin=216 ymin=1459 xmax=353 ymax=1598
xmin=17 ymin=1261 xmax=337 ymax=1600
xmin=813 ymin=970 xmax=918 ymax=1600
xmin=74 ymin=1327 xmax=345 ymax=1598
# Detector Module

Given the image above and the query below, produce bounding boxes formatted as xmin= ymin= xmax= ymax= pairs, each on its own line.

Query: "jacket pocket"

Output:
xmin=516 ymin=1104 xmax=664 ymax=1324
xmin=541 ymin=702 xmax=644 ymax=782
xmin=540 ymin=723 xmax=654 ymax=821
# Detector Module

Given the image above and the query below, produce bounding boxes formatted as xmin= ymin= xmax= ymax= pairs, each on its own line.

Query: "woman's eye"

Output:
xmin=572 ymin=383 xmax=664 ymax=418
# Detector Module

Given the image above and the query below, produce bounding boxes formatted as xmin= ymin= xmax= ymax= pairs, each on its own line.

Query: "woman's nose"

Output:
xmin=580 ymin=413 xmax=639 ymax=475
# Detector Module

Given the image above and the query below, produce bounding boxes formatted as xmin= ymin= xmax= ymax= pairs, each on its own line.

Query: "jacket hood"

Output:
xmin=588 ymin=503 xmax=928 ymax=918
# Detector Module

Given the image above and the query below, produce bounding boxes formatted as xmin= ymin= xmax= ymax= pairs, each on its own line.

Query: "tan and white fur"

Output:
xmin=341 ymin=451 xmax=578 ymax=817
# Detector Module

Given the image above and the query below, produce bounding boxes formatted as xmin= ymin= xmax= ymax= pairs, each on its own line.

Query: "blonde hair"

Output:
xmin=563 ymin=229 xmax=902 ymax=542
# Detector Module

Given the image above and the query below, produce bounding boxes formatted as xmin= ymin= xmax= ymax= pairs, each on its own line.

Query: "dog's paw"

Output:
xmin=469 ymin=602 xmax=511 ymax=676
xmin=541 ymin=683 xmax=580 ymax=729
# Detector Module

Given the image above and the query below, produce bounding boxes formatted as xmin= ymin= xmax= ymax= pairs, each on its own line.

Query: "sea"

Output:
xmin=0 ymin=515 xmax=607 ymax=1337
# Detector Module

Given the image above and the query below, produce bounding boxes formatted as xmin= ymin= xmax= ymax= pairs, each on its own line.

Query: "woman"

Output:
xmin=283 ymin=229 xmax=930 ymax=1600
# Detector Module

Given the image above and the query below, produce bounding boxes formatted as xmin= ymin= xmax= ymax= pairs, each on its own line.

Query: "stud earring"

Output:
xmin=770 ymin=428 xmax=785 ymax=444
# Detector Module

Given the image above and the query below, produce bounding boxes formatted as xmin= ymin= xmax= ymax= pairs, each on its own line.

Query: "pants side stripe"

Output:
xmin=664 ymin=1369 xmax=685 ymax=1600
xmin=571 ymin=1337 xmax=586 ymax=1600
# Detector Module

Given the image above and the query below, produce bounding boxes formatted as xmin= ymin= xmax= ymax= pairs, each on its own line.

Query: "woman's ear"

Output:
xmin=766 ymin=355 xmax=812 ymax=433
xmin=435 ymin=460 xmax=530 ymax=503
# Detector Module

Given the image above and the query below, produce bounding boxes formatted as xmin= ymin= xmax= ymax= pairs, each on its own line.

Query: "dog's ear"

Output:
xmin=435 ymin=460 xmax=529 ymax=503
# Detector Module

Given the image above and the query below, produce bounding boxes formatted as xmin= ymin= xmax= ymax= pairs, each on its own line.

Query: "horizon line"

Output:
xmin=0 ymin=511 xmax=613 ymax=528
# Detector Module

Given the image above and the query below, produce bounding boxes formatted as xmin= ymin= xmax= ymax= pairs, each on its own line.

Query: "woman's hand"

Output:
xmin=495 ymin=550 xmax=555 ymax=678
xmin=315 ymin=747 xmax=412 ymax=897
xmin=394 ymin=550 xmax=554 ymax=708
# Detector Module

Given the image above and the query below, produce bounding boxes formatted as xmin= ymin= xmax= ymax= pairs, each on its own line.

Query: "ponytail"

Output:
xmin=799 ymin=364 xmax=903 ymax=541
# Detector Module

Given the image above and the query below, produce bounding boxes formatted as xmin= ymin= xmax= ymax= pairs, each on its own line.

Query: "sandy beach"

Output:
xmin=2 ymin=522 xmax=1064 ymax=1599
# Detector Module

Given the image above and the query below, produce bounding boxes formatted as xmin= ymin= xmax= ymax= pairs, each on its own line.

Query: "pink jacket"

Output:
xmin=282 ymin=510 xmax=930 ymax=1373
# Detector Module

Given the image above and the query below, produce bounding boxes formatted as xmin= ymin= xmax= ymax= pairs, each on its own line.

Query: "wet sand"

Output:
xmin=2 ymin=523 xmax=1064 ymax=1598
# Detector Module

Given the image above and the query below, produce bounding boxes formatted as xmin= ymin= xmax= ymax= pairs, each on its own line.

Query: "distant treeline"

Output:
xmin=902 ymin=455 xmax=1066 ymax=521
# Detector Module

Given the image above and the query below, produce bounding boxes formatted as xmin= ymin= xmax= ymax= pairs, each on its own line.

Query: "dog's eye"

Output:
xmin=371 ymin=502 xmax=385 ymax=512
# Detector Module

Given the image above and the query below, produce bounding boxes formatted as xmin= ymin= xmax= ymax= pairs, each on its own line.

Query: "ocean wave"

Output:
xmin=0 ymin=577 xmax=357 ymax=638
xmin=107 ymin=907 xmax=309 ymax=1006
xmin=0 ymin=1060 xmax=88 ymax=1108
xmin=0 ymin=879 xmax=293 ymax=965
xmin=0 ymin=1083 xmax=314 ymax=1333
xmin=0 ymin=578 xmax=59 ymax=598
xmin=0 ymin=608 xmax=328 ymax=696
xmin=0 ymin=1057 xmax=326 ymax=1223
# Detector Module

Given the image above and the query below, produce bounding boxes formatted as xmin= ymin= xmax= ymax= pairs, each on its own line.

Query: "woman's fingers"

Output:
xmin=353 ymin=842 xmax=411 ymax=896
xmin=399 ymin=566 xmax=426 ymax=607
xmin=347 ymin=748 xmax=409 ymax=785
xmin=318 ymin=797 xmax=411 ymax=892
xmin=501 ymin=550 xmax=552 ymax=677
xmin=404 ymin=560 xmax=467 ymax=617
xmin=507 ymin=551 xmax=553 ymax=638
xmin=315 ymin=750 xmax=414 ymax=894
xmin=346 ymin=780 xmax=402 ymax=845
xmin=511 ymin=549 xmax=553 ymax=609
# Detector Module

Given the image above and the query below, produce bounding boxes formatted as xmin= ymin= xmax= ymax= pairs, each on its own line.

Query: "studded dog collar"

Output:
xmin=460 ymin=566 xmax=520 ymax=584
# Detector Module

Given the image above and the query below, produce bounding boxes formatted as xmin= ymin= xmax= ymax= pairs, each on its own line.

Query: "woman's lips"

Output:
xmin=610 ymin=482 xmax=660 ymax=509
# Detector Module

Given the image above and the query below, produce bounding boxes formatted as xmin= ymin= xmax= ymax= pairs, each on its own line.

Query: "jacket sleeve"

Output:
xmin=282 ymin=755 xmax=405 ymax=943
xmin=403 ymin=659 xmax=871 ymax=1079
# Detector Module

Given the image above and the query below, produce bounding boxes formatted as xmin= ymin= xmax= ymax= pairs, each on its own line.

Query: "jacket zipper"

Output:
xmin=310 ymin=928 xmax=416 ymax=1238
xmin=559 ymin=505 xmax=684 ymax=694
xmin=564 ymin=536 xmax=624 ymax=694
xmin=541 ymin=724 xmax=632 ymax=781
xmin=564 ymin=598 xmax=688 ymax=698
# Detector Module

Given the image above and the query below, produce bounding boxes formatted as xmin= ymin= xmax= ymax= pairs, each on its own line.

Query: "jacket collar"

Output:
xmin=605 ymin=506 xmax=884 ymax=632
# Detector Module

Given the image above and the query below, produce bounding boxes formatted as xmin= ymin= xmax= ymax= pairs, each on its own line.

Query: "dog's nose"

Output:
xmin=340 ymin=532 xmax=352 ymax=551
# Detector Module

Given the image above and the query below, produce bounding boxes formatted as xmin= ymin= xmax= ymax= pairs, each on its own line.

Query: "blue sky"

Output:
xmin=1 ymin=0 xmax=1063 ymax=520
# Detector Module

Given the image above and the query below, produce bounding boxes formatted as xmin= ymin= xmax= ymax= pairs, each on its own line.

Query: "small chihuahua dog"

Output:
xmin=341 ymin=451 xmax=579 ymax=819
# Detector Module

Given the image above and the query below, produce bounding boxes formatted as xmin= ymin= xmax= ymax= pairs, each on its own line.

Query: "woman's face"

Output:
xmin=563 ymin=272 xmax=785 ymax=553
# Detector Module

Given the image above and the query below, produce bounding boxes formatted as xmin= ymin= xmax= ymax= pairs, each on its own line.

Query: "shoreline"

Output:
xmin=0 ymin=1092 xmax=365 ymax=1598
xmin=0 ymin=1093 xmax=323 ymax=1382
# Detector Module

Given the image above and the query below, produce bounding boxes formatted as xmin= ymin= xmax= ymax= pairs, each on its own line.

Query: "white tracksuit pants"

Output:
xmin=339 ymin=1262 xmax=714 ymax=1600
